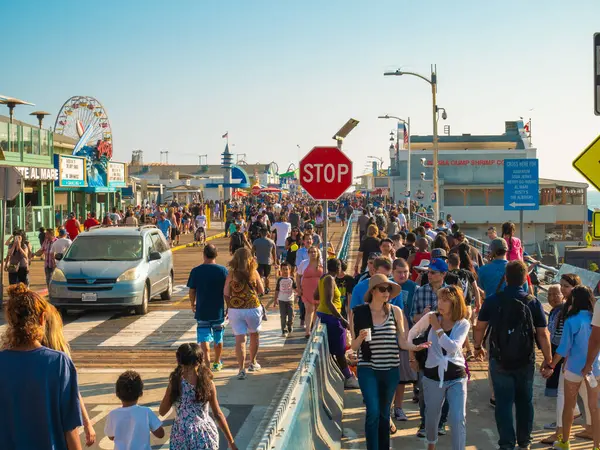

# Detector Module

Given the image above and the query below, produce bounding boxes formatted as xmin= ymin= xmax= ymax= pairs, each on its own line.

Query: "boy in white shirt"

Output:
xmin=274 ymin=262 xmax=297 ymax=337
xmin=105 ymin=370 xmax=165 ymax=450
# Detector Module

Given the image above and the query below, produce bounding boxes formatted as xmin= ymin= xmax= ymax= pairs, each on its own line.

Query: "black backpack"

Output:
xmin=230 ymin=232 xmax=244 ymax=252
xmin=488 ymin=292 xmax=536 ymax=370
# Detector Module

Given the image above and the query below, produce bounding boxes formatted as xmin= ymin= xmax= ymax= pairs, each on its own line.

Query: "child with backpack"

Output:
xmin=159 ymin=343 xmax=238 ymax=450
xmin=229 ymin=224 xmax=249 ymax=256
xmin=104 ymin=370 xmax=165 ymax=449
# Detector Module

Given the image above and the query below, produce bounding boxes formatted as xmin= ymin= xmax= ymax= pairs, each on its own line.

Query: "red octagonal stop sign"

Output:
xmin=299 ymin=146 xmax=353 ymax=201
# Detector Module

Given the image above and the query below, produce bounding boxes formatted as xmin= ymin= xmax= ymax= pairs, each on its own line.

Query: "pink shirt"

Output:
xmin=506 ymin=236 xmax=523 ymax=261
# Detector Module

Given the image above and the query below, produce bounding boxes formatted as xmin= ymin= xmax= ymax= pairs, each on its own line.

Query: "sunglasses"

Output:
xmin=376 ymin=285 xmax=393 ymax=293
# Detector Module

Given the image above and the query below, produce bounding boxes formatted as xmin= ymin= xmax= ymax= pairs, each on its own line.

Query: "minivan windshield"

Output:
xmin=64 ymin=236 xmax=143 ymax=261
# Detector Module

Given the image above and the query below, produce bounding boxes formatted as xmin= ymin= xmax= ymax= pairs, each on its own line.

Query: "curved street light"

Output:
xmin=384 ymin=66 xmax=445 ymax=219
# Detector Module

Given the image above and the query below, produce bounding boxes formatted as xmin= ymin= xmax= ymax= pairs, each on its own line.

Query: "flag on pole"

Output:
xmin=397 ymin=122 xmax=408 ymax=149
xmin=523 ymin=121 xmax=530 ymax=133
xmin=222 ymin=132 xmax=228 ymax=139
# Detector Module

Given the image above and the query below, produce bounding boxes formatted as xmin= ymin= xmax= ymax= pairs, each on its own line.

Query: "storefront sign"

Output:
xmin=422 ymin=159 xmax=505 ymax=166
xmin=107 ymin=162 xmax=127 ymax=187
xmin=55 ymin=155 xmax=86 ymax=187
xmin=16 ymin=166 xmax=58 ymax=181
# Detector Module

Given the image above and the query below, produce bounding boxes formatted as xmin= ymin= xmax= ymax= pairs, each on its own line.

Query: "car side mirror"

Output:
xmin=149 ymin=251 xmax=161 ymax=261
xmin=55 ymin=253 xmax=63 ymax=260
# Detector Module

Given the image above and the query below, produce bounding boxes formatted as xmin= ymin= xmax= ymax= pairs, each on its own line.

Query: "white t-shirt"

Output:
xmin=104 ymin=405 xmax=162 ymax=450
xmin=593 ymin=301 xmax=600 ymax=328
xmin=271 ymin=221 xmax=291 ymax=247
xmin=50 ymin=237 xmax=72 ymax=255
xmin=397 ymin=213 xmax=407 ymax=228
xmin=195 ymin=214 xmax=207 ymax=228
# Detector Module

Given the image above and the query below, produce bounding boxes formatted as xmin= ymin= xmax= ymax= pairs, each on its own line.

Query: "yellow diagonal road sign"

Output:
xmin=573 ymin=134 xmax=600 ymax=190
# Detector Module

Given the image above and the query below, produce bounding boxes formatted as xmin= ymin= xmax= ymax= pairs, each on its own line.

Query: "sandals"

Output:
xmin=540 ymin=434 xmax=558 ymax=445
xmin=389 ymin=419 xmax=397 ymax=435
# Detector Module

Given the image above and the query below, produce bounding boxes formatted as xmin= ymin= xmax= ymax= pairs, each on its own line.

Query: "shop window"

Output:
xmin=8 ymin=123 xmax=18 ymax=153
xmin=545 ymin=223 xmax=584 ymax=241
xmin=488 ymin=189 xmax=504 ymax=206
xmin=40 ymin=131 xmax=49 ymax=155
xmin=444 ymin=189 xmax=464 ymax=206
xmin=467 ymin=189 xmax=486 ymax=206
xmin=32 ymin=128 xmax=40 ymax=155
xmin=22 ymin=126 xmax=33 ymax=154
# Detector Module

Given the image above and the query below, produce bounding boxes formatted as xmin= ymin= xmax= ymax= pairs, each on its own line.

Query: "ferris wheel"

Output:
xmin=54 ymin=95 xmax=112 ymax=146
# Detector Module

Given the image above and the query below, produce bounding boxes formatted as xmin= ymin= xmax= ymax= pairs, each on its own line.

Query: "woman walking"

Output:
xmin=285 ymin=228 xmax=302 ymax=274
xmin=167 ymin=207 xmax=181 ymax=246
xmin=224 ymin=248 xmax=265 ymax=380
xmin=316 ymin=258 xmax=360 ymax=389
xmin=407 ymin=285 xmax=470 ymax=450
xmin=297 ymin=246 xmax=323 ymax=338
xmin=351 ymin=274 xmax=429 ymax=450
xmin=0 ymin=284 xmax=82 ymax=450
xmin=4 ymin=231 xmax=32 ymax=286
xmin=549 ymin=286 xmax=600 ymax=450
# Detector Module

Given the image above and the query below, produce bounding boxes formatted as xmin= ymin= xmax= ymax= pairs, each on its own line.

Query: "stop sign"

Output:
xmin=299 ymin=146 xmax=353 ymax=201
xmin=251 ymin=185 xmax=261 ymax=196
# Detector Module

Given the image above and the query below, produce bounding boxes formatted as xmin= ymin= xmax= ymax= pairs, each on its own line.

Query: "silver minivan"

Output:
xmin=49 ymin=225 xmax=174 ymax=315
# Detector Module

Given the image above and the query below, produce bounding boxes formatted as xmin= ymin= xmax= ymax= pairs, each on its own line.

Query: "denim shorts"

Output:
xmin=196 ymin=319 xmax=225 ymax=344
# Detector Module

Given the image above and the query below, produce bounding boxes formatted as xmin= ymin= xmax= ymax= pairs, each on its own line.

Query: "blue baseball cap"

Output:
xmin=427 ymin=258 xmax=449 ymax=273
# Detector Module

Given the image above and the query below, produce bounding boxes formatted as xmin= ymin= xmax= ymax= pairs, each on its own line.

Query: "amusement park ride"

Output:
xmin=54 ymin=96 xmax=116 ymax=187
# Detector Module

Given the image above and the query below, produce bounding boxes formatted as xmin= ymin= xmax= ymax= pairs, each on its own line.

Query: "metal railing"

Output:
xmin=254 ymin=215 xmax=354 ymax=449
xmin=410 ymin=212 xmax=560 ymax=281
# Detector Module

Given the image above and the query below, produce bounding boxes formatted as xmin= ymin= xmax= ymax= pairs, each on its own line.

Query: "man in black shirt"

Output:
xmin=396 ymin=232 xmax=416 ymax=260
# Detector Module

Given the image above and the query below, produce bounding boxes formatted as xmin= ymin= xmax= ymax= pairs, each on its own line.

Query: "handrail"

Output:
xmin=254 ymin=216 xmax=354 ymax=449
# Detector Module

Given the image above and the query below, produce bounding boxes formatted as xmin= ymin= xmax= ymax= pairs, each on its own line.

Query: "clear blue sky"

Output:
xmin=3 ymin=0 xmax=600 ymax=184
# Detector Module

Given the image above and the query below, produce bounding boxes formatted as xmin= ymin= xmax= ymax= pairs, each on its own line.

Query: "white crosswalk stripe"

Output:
xmin=63 ymin=312 xmax=114 ymax=341
xmin=98 ymin=311 xmax=178 ymax=347
xmin=0 ymin=307 xmax=295 ymax=349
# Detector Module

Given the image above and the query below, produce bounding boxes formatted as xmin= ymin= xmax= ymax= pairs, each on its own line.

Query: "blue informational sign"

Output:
xmin=503 ymin=159 xmax=539 ymax=211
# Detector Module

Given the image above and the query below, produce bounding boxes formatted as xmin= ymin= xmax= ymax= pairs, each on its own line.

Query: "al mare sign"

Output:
xmin=16 ymin=166 xmax=58 ymax=181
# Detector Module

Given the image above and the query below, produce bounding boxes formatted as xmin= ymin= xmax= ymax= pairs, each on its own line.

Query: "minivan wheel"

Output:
xmin=161 ymin=272 xmax=173 ymax=300
xmin=135 ymin=284 xmax=149 ymax=315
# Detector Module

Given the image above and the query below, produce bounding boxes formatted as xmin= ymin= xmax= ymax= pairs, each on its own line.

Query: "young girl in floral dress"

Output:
xmin=160 ymin=343 xmax=237 ymax=450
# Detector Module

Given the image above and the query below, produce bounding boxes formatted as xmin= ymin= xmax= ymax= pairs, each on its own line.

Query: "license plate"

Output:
xmin=81 ymin=293 xmax=97 ymax=302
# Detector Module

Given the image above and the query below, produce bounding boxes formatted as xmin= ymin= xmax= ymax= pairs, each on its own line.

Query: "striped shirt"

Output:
xmin=358 ymin=310 xmax=400 ymax=370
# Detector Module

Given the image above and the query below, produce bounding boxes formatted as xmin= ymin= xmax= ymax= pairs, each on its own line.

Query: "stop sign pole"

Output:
xmin=300 ymin=119 xmax=359 ymax=266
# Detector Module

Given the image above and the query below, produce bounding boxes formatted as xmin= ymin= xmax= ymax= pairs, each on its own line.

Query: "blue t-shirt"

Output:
xmin=350 ymin=278 xmax=370 ymax=310
xmin=478 ymin=286 xmax=547 ymax=328
xmin=0 ymin=347 xmax=82 ymax=450
xmin=398 ymin=279 xmax=418 ymax=326
xmin=187 ymin=263 xmax=229 ymax=321
xmin=557 ymin=311 xmax=600 ymax=377
xmin=156 ymin=219 xmax=172 ymax=239
xmin=477 ymin=259 xmax=528 ymax=298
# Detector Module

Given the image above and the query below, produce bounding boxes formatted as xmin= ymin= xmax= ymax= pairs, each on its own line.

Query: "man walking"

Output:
xmin=187 ymin=244 xmax=229 ymax=371
xmin=474 ymin=260 xmax=552 ymax=450
xmin=253 ymin=228 xmax=277 ymax=295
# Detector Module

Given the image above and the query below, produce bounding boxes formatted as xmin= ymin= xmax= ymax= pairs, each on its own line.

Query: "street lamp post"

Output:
xmin=384 ymin=66 xmax=445 ymax=220
xmin=378 ymin=115 xmax=411 ymax=220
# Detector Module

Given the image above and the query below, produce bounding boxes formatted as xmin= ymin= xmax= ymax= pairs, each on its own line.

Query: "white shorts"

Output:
xmin=564 ymin=369 xmax=600 ymax=384
xmin=228 ymin=307 xmax=263 ymax=336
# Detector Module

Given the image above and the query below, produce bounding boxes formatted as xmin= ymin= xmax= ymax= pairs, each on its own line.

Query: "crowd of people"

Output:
xmin=4 ymin=193 xmax=600 ymax=450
